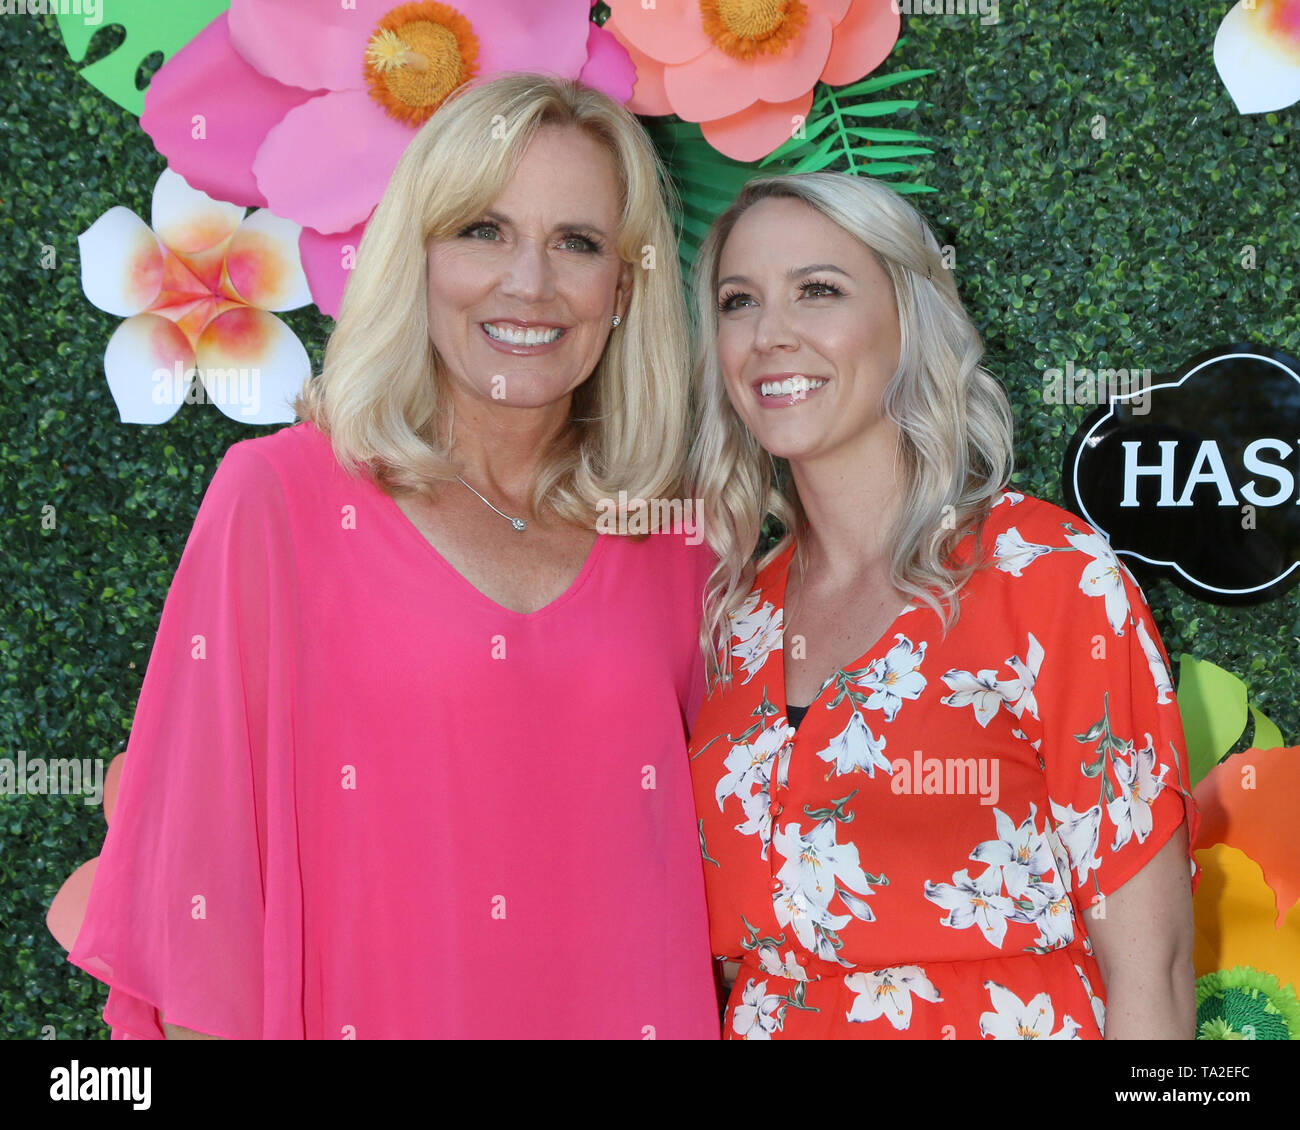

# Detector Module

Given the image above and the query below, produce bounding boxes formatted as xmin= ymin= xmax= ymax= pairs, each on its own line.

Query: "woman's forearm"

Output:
xmin=1100 ymin=956 xmax=1197 ymax=1039
xmin=1088 ymin=826 xmax=1197 ymax=1039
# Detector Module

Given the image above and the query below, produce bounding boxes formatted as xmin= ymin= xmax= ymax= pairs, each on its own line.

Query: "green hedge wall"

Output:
xmin=2 ymin=2 xmax=1296 ymax=1038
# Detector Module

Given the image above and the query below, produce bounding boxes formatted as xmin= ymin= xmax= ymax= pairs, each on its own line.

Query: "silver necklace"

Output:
xmin=456 ymin=475 xmax=527 ymax=531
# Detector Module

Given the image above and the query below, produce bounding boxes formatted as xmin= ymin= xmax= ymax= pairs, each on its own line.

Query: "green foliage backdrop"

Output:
xmin=2 ymin=2 xmax=1296 ymax=1037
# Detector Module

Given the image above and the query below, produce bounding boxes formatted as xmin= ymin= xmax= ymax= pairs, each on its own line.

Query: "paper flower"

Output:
xmin=78 ymin=167 xmax=313 ymax=425
xmin=1191 ymin=745 xmax=1300 ymax=1019
xmin=1214 ymin=0 xmax=1300 ymax=114
xmin=604 ymin=0 xmax=900 ymax=160
xmin=1194 ymin=744 xmax=1299 ymax=928
xmin=139 ymin=0 xmax=636 ymax=318
xmin=1196 ymin=967 xmax=1300 ymax=1040
xmin=1193 ymin=844 xmax=1300 ymax=1008
xmin=46 ymin=755 xmax=125 ymax=954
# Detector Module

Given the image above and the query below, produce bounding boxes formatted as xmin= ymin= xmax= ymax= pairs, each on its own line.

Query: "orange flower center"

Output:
xmin=364 ymin=1 xmax=480 ymax=127
xmin=699 ymin=0 xmax=808 ymax=60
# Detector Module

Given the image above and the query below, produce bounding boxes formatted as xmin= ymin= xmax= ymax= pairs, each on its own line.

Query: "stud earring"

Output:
xmin=611 ymin=314 xmax=622 ymax=328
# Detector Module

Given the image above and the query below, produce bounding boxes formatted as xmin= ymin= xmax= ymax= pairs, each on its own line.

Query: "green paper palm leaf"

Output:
xmin=645 ymin=53 xmax=935 ymax=278
xmin=57 ymin=0 xmax=230 ymax=117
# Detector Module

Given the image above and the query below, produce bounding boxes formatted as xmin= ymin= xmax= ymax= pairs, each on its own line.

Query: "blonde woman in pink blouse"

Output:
xmin=68 ymin=74 xmax=720 ymax=1040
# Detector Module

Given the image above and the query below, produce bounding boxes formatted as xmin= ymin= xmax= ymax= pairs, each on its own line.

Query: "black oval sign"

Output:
xmin=1062 ymin=344 xmax=1300 ymax=605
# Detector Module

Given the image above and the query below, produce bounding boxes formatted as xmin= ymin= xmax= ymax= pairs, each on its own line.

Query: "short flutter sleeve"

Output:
xmin=67 ymin=440 xmax=298 ymax=1039
xmin=1012 ymin=518 xmax=1200 ymax=910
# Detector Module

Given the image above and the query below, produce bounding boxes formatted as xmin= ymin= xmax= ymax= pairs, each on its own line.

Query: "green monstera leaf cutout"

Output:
xmin=1177 ymin=654 xmax=1248 ymax=787
xmin=57 ymin=0 xmax=229 ymax=117
xmin=1176 ymin=654 xmax=1288 ymax=786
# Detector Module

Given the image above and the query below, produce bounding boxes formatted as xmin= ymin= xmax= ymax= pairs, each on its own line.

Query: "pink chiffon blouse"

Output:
xmin=67 ymin=420 xmax=721 ymax=1039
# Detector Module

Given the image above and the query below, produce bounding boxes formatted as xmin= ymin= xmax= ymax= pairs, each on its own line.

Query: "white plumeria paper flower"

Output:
xmin=1214 ymin=0 xmax=1300 ymax=114
xmin=78 ymin=167 xmax=313 ymax=426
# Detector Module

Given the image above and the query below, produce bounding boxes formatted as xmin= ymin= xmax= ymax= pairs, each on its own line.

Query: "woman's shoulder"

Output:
xmin=209 ymin=420 xmax=356 ymax=505
xmin=972 ymin=489 xmax=1153 ymax=624
xmin=978 ymin=489 xmax=1095 ymax=545
xmin=219 ymin=419 xmax=332 ymax=477
xmin=973 ymin=490 xmax=1128 ymax=581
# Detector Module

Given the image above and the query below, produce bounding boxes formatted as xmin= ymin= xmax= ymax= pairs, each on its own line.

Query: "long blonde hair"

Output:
xmin=688 ymin=173 xmax=1015 ymax=688
xmin=293 ymin=73 xmax=691 ymax=522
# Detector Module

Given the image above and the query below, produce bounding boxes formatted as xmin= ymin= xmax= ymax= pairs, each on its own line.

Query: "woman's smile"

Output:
xmin=479 ymin=318 xmax=569 ymax=355
xmin=751 ymin=373 xmax=830 ymax=408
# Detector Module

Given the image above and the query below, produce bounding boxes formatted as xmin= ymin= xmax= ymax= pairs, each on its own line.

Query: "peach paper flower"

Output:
xmin=604 ymin=0 xmax=900 ymax=160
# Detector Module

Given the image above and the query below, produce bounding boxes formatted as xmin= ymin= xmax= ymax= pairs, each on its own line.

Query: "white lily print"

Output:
xmin=1048 ymin=800 xmax=1104 ymax=887
xmin=814 ymin=710 xmax=891 ymax=779
xmin=979 ymin=981 xmax=1082 ymax=1040
xmin=755 ymin=945 xmax=809 ymax=982
xmin=991 ymin=490 xmax=1025 ymax=509
xmin=940 ymin=667 xmax=1018 ymax=728
xmin=732 ymin=978 xmax=782 ymax=1040
xmin=1134 ymin=616 xmax=1174 ymax=704
xmin=772 ymin=819 xmax=881 ymax=955
xmin=715 ymin=722 xmax=793 ymax=860
xmin=970 ymin=805 xmax=1056 ymax=899
xmin=853 ymin=634 xmax=928 ymax=722
xmin=1002 ymin=633 xmax=1044 ymax=721
xmin=773 ymin=820 xmax=878 ymax=912
xmin=1012 ymin=880 xmax=1075 ymax=950
xmin=714 ymin=722 xmax=792 ymax=809
xmin=1107 ymin=735 xmax=1169 ymax=851
xmin=772 ymin=882 xmax=853 ymax=956
xmin=1073 ymin=964 xmax=1106 ymax=1036
xmin=924 ymin=866 xmax=1017 ymax=949
xmin=735 ymin=788 xmax=777 ymax=853
xmin=1066 ymin=529 xmax=1132 ymax=637
xmin=1043 ymin=822 xmax=1074 ymax=893
xmin=994 ymin=526 xmax=1053 ymax=577
xmin=845 ymin=966 xmax=943 ymax=1030
xmin=729 ymin=595 xmax=783 ymax=683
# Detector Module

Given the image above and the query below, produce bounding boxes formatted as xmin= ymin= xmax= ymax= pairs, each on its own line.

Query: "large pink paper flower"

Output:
xmin=78 ymin=167 xmax=313 ymax=426
xmin=604 ymin=0 xmax=899 ymax=161
xmin=140 ymin=0 xmax=635 ymax=318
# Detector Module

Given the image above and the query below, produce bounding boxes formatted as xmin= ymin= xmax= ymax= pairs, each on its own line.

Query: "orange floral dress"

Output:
xmin=688 ymin=492 xmax=1200 ymax=1039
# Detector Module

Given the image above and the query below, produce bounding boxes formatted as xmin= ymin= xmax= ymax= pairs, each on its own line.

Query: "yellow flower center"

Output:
xmin=364 ymin=1 xmax=479 ymax=127
xmin=699 ymin=0 xmax=807 ymax=60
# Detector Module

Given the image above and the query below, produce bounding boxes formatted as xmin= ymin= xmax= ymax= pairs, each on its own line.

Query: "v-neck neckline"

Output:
xmin=367 ymin=468 xmax=608 ymax=621
xmin=770 ymin=538 xmax=917 ymax=727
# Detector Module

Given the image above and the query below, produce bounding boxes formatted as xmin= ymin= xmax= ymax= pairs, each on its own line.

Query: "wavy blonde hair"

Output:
xmin=688 ymin=173 xmax=1015 ymax=688
xmin=293 ymin=73 xmax=691 ymax=523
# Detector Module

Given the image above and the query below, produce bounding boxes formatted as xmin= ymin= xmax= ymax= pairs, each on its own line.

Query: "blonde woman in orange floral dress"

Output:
xmin=685 ymin=173 xmax=1200 ymax=1039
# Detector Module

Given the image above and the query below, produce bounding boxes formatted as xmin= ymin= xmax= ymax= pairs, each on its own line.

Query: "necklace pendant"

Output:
xmin=511 ymin=517 xmax=527 ymax=531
